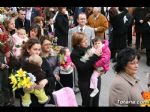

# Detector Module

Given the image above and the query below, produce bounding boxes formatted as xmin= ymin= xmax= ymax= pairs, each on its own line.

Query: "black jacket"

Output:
xmin=141 ymin=22 xmax=150 ymax=49
xmin=15 ymin=18 xmax=30 ymax=33
xmin=133 ymin=7 xmax=148 ymax=32
xmin=54 ymin=12 xmax=69 ymax=47
xmin=71 ymin=46 xmax=99 ymax=82
xmin=110 ymin=8 xmax=128 ymax=49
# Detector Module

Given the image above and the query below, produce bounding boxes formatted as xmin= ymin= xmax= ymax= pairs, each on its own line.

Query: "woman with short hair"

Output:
xmin=109 ymin=48 xmax=146 ymax=107
xmin=70 ymin=32 xmax=103 ymax=106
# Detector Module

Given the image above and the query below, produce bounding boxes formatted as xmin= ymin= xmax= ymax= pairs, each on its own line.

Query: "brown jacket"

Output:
xmin=109 ymin=73 xmax=145 ymax=107
xmin=87 ymin=13 xmax=108 ymax=39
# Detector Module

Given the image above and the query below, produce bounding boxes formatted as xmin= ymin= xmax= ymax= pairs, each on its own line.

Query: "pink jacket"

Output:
xmin=63 ymin=55 xmax=72 ymax=69
xmin=95 ymin=40 xmax=111 ymax=72
xmin=12 ymin=33 xmax=28 ymax=58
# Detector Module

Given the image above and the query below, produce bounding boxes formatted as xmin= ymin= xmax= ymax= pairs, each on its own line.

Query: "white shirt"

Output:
xmin=148 ymin=21 xmax=150 ymax=26
xmin=78 ymin=26 xmax=85 ymax=32
xmin=26 ymin=8 xmax=32 ymax=21
xmin=50 ymin=24 xmax=54 ymax=32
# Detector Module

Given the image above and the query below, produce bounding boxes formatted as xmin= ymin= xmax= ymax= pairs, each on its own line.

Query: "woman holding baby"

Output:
xmin=70 ymin=32 xmax=104 ymax=107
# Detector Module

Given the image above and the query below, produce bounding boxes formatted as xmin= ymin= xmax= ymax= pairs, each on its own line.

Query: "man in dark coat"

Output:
xmin=15 ymin=8 xmax=30 ymax=33
xmin=141 ymin=13 xmax=150 ymax=66
xmin=54 ymin=7 xmax=69 ymax=47
xmin=109 ymin=7 xmax=128 ymax=62
xmin=133 ymin=7 xmax=148 ymax=50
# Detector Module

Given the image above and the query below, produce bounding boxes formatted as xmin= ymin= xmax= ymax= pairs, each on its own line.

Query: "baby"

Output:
xmin=80 ymin=37 xmax=111 ymax=97
xmin=53 ymin=47 xmax=74 ymax=76
xmin=12 ymin=28 xmax=28 ymax=59
xmin=21 ymin=54 xmax=50 ymax=107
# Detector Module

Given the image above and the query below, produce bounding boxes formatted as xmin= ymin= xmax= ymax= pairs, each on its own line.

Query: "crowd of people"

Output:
xmin=0 ymin=7 xmax=150 ymax=107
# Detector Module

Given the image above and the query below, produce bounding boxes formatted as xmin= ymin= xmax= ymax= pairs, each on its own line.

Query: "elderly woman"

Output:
xmin=70 ymin=32 xmax=103 ymax=106
xmin=109 ymin=48 xmax=146 ymax=107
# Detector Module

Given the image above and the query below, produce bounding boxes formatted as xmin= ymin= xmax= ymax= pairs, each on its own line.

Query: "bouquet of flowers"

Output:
xmin=140 ymin=91 xmax=150 ymax=107
xmin=9 ymin=68 xmax=36 ymax=91
xmin=59 ymin=54 xmax=66 ymax=66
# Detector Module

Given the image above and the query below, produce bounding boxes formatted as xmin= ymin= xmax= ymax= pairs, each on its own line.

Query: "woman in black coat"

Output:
xmin=109 ymin=7 xmax=128 ymax=62
xmin=141 ymin=13 xmax=150 ymax=66
xmin=70 ymin=32 xmax=103 ymax=107
xmin=54 ymin=7 xmax=69 ymax=47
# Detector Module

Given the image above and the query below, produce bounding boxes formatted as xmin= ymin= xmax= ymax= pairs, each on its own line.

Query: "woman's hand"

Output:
xmin=55 ymin=75 xmax=60 ymax=81
xmin=34 ymin=79 xmax=48 ymax=90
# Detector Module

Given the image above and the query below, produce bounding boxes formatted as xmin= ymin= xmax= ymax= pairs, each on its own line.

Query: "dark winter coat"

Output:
xmin=71 ymin=46 xmax=100 ymax=106
xmin=133 ymin=7 xmax=148 ymax=33
xmin=54 ymin=12 xmax=69 ymax=47
xmin=110 ymin=8 xmax=128 ymax=49
xmin=141 ymin=22 xmax=150 ymax=49
xmin=15 ymin=18 xmax=30 ymax=33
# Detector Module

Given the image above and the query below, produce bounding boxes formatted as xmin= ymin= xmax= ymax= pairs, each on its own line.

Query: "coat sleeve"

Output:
xmin=109 ymin=83 xmax=129 ymax=107
xmin=95 ymin=47 xmax=110 ymax=72
xmin=41 ymin=58 xmax=53 ymax=78
xmin=53 ymin=66 xmax=60 ymax=76
xmin=68 ymin=29 xmax=73 ymax=50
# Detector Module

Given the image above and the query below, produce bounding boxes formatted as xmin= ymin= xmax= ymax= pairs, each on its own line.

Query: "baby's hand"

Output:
xmin=0 ymin=63 xmax=9 ymax=69
xmin=71 ymin=63 xmax=75 ymax=68
xmin=96 ymin=70 xmax=105 ymax=76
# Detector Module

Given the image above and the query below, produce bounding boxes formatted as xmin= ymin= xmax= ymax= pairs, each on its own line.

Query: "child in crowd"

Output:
xmin=12 ymin=28 xmax=28 ymax=59
xmin=80 ymin=37 xmax=111 ymax=97
xmin=53 ymin=47 xmax=74 ymax=89
xmin=21 ymin=54 xmax=50 ymax=107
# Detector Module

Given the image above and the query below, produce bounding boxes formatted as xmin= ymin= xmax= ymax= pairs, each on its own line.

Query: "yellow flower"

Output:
xmin=9 ymin=74 xmax=17 ymax=86
xmin=17 ymin=81 xmax=23 ymax=89
xmin=22 ymin=77 xmax=32 ymax=88
xmin=16 ymin=68 xmax=26 ymax=77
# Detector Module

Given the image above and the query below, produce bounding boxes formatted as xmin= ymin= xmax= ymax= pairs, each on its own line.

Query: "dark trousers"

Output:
xmin=78 ymin=76 xmax=101 ymax=107
xmin=146 ymin=48 xmax=150 ymax=65
xmin=136 ymin=32 xmax=142 ymax=50
xmin=127 ymin=25 xmax=133 ymax=46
